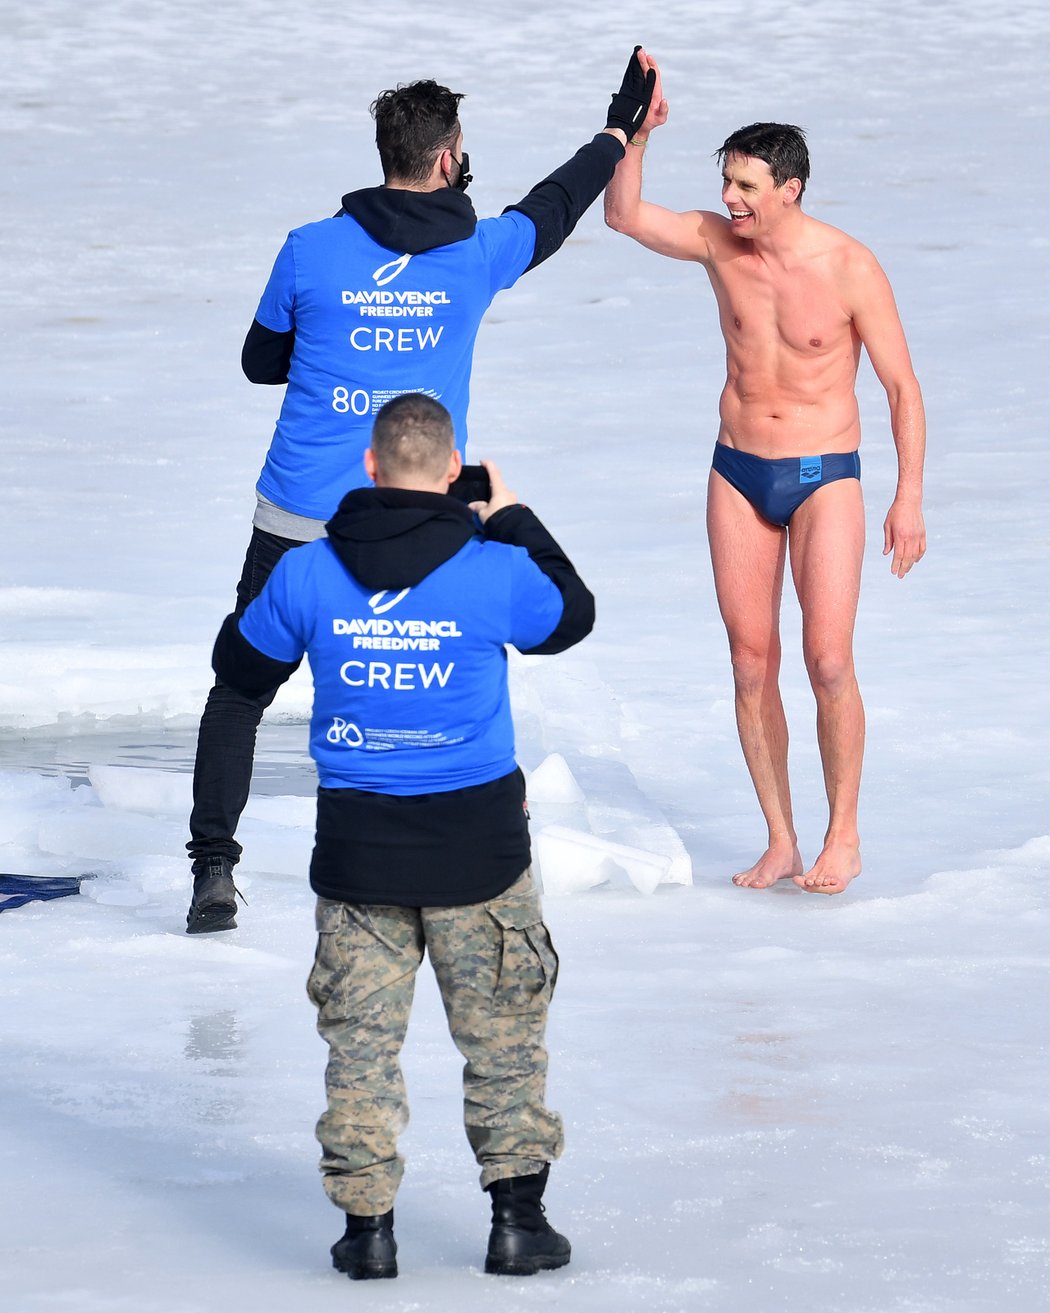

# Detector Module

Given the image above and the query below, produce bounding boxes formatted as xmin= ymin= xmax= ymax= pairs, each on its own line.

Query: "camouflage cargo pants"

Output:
xmin=306 ymin=868 xmax=564 ymax=1215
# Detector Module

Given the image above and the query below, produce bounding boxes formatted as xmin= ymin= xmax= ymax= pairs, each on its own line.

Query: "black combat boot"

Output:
xmin=185 ymin=855 xmax=239 ymax=934
xmin=484 ymin=1164 xmax=571 ymax=1276
xmin=331 ymin=1209 xmax=397 ymax=1280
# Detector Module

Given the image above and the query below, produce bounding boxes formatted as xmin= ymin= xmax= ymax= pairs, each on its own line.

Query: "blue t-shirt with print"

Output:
xmin=253 ymin=211 xmax=536 ymax=520
xmin=238 ymin=534 xmax=563 ymax=794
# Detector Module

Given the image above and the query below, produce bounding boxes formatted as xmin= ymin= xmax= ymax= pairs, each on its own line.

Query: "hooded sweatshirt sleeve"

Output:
xmin=212 ymin=553 xmax=305 ymax=698
xmin=242 ymin=236 xmax=297 ymax=383
xmin=242 ymin=319 xmax=295 ymax=384
xmin=503 ymin=132 xmax=626 ymax=272
xmin=483 ymin=504 xmax=595 ymax=654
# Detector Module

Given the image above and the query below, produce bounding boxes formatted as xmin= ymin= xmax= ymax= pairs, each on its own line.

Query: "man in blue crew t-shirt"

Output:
xmin=210 ymin=393 xmax=595 ymax=1279
xmin=186 ymin=51 xmax=654 ymax=933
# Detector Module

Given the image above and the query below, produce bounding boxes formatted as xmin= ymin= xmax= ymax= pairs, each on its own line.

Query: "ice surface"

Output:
xmin=535 ymin=824 xmax=691 ymax=895
xmin=526 ymin=751 xmax=588 ymax=809
xmin=90 ymin=763 xmax=194 ymax=814
xmin=2 ymin=0 xmax=1049 ymax=1309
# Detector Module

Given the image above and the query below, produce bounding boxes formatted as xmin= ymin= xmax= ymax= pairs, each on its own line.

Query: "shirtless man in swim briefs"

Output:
xmin=605 ymin=51 xmax=926 ymax=895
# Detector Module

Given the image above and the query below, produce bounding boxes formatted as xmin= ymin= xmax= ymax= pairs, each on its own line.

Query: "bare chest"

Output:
xmin=709 ymin=257 xmax=853 ymax=357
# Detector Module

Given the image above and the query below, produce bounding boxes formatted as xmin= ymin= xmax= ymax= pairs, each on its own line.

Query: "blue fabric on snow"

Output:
xmin=0 ymin=873 xmax=89 ymax=911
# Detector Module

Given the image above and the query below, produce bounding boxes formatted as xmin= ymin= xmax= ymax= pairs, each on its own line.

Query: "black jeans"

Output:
xmin=187 ymin=527 xmax=306 ymax=864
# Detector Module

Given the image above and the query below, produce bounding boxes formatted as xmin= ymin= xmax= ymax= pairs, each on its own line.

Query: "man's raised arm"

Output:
xmin=505 ymin=47 xmax=656 ymax=270
xmin=604 ymin=50 xmax=713 ymax=263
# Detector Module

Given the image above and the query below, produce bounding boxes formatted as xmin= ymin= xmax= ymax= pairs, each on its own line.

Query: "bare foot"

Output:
xmin=732 ymin=841 xmax=804 ymax=889
xmin=793 ymin=841 xmax=862 ymax=895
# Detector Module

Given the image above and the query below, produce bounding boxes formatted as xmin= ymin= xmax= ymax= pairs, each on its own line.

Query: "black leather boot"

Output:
xmin=485 ymin=1165 xmax=571 ymax=1276
xmin=331 ymin=1208 xmax=397 ymax=1280
xmin=186 ymin=856 xmax=239 ymax=934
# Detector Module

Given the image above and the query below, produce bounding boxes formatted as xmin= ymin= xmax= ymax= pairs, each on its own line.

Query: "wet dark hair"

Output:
xmin=371 ymin=80 xmax=464 ymax=185
xmin=716 ymin=122 xmax=810 ymax=198
xmin=371 ymin=393 xmax=454 ymax=481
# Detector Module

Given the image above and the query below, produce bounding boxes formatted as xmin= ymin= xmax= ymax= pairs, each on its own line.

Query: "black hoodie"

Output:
xmin=242 ymin=133 xmax=625 ymax=385
xmin=212 ymin=489 xmax=594 ymax=906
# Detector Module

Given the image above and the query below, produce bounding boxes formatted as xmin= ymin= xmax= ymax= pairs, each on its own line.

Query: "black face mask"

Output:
xmin=450 ymin=151 xmax=472 ymax=192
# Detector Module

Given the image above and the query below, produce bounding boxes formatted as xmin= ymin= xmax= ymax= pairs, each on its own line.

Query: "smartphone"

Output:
xmin=449 ymin=464 xmax=491 ymax=503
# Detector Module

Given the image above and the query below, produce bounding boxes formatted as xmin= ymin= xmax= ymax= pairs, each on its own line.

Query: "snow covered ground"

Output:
xmin=2 ymin=1 xmax=1048 ymax=1309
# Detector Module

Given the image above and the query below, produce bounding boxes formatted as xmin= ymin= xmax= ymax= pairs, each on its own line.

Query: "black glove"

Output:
xmin=605 ymin=46 xmax=655 ymax=139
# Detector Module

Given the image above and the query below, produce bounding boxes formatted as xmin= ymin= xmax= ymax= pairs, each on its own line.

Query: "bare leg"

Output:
xmin=788 ymin=480 xmax=866 ymax=894
xmin=707 ymin=470 xmax=804 ymax=888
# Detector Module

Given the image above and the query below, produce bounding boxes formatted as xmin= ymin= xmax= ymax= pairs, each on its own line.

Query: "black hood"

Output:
xmin=325 ymin=488 xmax=477 ymax=591
xmin=338 ymin=186 xmax=477 ymax=254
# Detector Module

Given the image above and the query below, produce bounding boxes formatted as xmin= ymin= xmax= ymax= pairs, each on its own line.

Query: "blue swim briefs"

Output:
xmin=711 ymin=443 xmax=861 ymax=527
